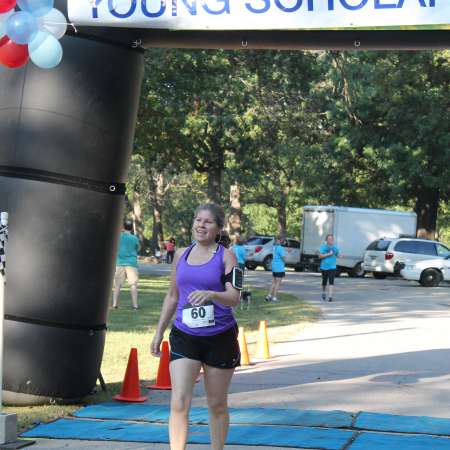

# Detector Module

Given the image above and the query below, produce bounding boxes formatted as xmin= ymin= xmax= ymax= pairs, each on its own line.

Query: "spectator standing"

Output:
xmin=112 ymin=220 xmax=141 ymax=309
xmin=232 ymin=236 xmax=247 ymax=271
xmin=319 ymin=234 xmax=340 ymax=302
xmin=265 ymin=236 xmax=286 ymax=302
xmin=166 ymin=238 xmax=176 ymax=264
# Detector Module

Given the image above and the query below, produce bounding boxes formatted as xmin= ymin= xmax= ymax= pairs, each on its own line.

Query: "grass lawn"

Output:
xmin=5 ymin=275 xmax=319 ymax=432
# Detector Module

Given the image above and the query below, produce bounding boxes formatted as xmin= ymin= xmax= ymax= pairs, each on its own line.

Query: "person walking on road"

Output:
xmin=319 ymin=234 xmax=340 ymax=302
xmin=112 ymin=219 xmax=141 ymax=310
xmin=150 ymin=203 xmax=241 ymax=450
xmin=265 ymin=236 xmax=286 ymax=303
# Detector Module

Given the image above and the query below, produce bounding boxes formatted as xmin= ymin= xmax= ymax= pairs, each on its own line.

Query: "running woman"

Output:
xmin=319 ymin=234 xmax=340 ymax=302
xmin=265 ymin=236 xmax=286 ymax=303
xmin=151 ymin=203 xmax=241 ymax=450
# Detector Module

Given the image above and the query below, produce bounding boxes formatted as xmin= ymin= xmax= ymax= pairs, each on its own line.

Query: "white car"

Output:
xmin=244 ymin=235 xmax=301 ymax=271
xmin=363 ymin=237 xmax=450 ymax=279
xmin=400 ymin=257 xmax=450 ymax=287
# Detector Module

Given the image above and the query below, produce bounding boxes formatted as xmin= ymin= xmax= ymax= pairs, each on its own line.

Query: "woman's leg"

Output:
xmin=266 ymin=277 xmax=275 ymax=300
xmin=328 ymin=270 xmax=335 ymax=300
xmin=321 ymin=270 xmax=328 ymax=294
xmin=126 ymin=267 xmax=139 ymax=309
xmin=203 ymin=365 xmax=235 ymax=450
xmin=169 ymin=358 xmax=202 ymax=450
xmin=112 ymin=267 xmax=124 ymax=308
xmin=272 ymin=277 xmax=282 ymax=298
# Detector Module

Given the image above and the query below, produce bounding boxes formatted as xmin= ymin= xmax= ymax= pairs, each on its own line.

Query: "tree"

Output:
xmin=236 ymin=51 xmax=323 ymax=237
xmin=302 ymin=51 xmax=450 ymax=236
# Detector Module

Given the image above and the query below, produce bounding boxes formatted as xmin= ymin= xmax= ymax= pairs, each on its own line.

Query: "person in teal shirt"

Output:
xmin=112 ymin=220 xmax=141 ymax=309
xmin=266 ymin=236 xmax=286 ymax=302
xmin=319 ymin=234 xmax=340 ymax=302
xmin=232 ymin=236 xmax=247 ymax=271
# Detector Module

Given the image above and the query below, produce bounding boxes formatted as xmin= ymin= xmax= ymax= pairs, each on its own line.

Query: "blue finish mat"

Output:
xmin=351 ymin=432 xmax=450 ymax=450
xmin=22 ymin=418 xmax=355 ymax=449
xmin=355 ymin=411 xmax=450 ymax=436
xmin=73 ymin=402 xmax=355 ymax=428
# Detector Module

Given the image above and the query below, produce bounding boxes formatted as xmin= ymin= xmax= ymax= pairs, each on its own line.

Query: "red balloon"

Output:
xmin=0 ymin=0 xmax=16 ymax=14
xmin=0 ymin=36 xmax=29 ymax=69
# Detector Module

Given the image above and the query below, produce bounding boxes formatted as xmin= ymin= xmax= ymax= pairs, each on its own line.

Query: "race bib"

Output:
xmin=182 ymin=304 xmax=215 ymax=328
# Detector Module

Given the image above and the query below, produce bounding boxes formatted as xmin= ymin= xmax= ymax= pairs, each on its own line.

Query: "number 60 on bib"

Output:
xmin=182 ymin=304 xmax=215 ymax=328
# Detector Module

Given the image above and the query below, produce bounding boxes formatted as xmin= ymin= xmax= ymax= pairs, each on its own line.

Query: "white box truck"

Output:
xmin=299 ymin=206 xmax=417 ymax=277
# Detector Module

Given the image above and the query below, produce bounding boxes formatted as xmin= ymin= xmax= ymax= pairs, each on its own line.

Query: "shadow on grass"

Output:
xmin=111 ymin=276 xmax=319 ymax=333
xmin=11 ymin=382 xmax=136 ymax=433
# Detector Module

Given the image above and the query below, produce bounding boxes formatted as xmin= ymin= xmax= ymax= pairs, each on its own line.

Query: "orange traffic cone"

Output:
xmin=238 ymin=327 xmax=251 ymax=366
xmin=114 ymin=348 xmax=147 ymax=402
xmin=256 ymin=320 xmax=270 ymax=359
xmin=148 ymin=340 xmax=172 ymax=390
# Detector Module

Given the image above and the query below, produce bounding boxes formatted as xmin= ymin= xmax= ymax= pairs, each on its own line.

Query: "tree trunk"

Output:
xmin=152 ymin=206 xmax=164 ymax=254
xmin=207 ymin=166 xmax=222 ymax=204
xmin=276 ymin=197 xmax=287 ymax=239
xmin=148 ymin=171 xmax=166 ymax=254
xmin=132 ymin=191 xmax=145 ymax=254
xmin=207 ymin=147 xmax=224 ymax=204
xmin=415 ymin=188 xmax=440 ymax=239
xmin=228 ymin=183 xmax=241 ymax=239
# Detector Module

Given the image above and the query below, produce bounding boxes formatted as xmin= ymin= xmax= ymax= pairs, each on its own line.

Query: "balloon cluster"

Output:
xmin=0 ymin=0 xmax=67 ymax=70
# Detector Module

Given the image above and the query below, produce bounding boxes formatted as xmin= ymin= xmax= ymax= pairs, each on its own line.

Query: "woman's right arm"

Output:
xmin=150 ymin=248 xmax=184 ymax=356
xmin=318 ymin=245 xmax=333 ymax=259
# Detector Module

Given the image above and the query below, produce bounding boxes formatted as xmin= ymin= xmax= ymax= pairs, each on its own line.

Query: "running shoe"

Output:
xmin=265 ymin=295 xmax=272 ymax=302
xmin=321 ymin=293 xmax=326 ymax=301
xmin=328 ymin=297 xmax=333 ymax=302
xmin=272 ymin=297 xmax=278 ymax=302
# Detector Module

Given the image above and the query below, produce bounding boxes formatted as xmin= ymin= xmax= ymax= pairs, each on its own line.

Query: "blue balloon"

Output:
xmin=0 ymin=11 xmax=14 ymax=39
xmin=0 ymin=21 xmax=6 ymax=40
xmin=29 ymin=31 xmax=62 ymax=69
xmin=17 ymin=0 xmax=54 ymax=18
xmin=6 ymin=11 xmax=38 ymax=45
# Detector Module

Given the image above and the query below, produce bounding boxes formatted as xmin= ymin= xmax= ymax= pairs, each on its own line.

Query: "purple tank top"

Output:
xmin=174 ymin=244 xmax=236 ymax=336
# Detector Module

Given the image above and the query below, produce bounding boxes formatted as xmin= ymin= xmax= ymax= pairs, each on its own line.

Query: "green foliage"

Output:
xmin=130 ymin=49 xmax=449 ymax=244
xmin=437 ymin=201 xmax=450 ymax=246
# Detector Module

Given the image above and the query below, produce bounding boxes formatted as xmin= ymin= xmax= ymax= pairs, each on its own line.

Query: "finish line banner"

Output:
xmin=68 ymin=1 xmax=450 ymax=30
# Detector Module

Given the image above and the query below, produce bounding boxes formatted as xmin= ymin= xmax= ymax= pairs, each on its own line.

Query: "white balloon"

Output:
xmin=38 ymin=8 xmax=67 ymax=40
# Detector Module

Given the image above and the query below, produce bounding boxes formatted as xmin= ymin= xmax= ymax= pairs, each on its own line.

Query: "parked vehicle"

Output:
xmin=400 ymin=254 xmax=450 ymax=287
xmin=244 ymin=235 xmax=301 ymax=271
xmin=364 ymin=237 xmax=450 ymax=279
xmin=300 ymin=206 xmax=417 ymax=277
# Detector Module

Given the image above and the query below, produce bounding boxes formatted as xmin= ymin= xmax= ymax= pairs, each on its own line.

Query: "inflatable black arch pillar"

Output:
xmin=0 ymin=27 xmax=143 ymax=403
xmin=0 ymin=0 xmax=449 ymax=403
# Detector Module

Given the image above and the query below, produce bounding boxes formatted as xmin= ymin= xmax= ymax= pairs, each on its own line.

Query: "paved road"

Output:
xmin=29 ymin=264 xmax=450 ymax=449
xmin=231 ymin=270 xmax=450 ymax=417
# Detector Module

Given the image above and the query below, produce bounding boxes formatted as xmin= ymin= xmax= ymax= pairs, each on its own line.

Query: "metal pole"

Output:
xmin=0 ymin=271 xmax=3 ymax=411
xmin=0 ymin=213 xmax=6 ymax=413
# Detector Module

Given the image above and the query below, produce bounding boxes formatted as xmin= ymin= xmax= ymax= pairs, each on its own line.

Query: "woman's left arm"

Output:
xmin=188 ymin=248 xmax=241 ymax=307
xmin=280 ymin=246 xmax=287 ymax=262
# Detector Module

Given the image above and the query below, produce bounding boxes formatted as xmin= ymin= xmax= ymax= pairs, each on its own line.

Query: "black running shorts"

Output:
xmin=169 ymin=325 xmax=240 ymax=369
xmin=321 ymin=269 xmax=336 ymax=286
xmin=272 ymin=272 xmax=285 ymax=278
